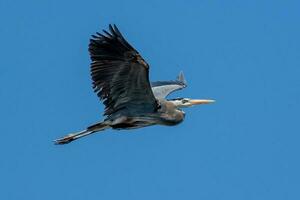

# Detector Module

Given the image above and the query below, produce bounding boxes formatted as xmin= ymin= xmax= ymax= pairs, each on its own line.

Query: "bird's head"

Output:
xmin=169 ymin=98 xmax=215 ymax=108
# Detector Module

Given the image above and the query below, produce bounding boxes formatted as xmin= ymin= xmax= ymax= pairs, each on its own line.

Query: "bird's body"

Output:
xmin=109 ymin=100 xmax=186 ymax=129
xmin=54 ymin=25 xmax=214 ymax=144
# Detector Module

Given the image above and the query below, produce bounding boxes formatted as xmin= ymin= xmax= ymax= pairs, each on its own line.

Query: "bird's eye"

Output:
xmin=182 ymin=99 xmax=188 ymax=104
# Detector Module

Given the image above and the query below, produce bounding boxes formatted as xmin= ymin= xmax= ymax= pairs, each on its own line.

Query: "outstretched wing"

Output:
xmin=89 ymin=24 xmax=158 ymax=116
xmin=151 ymin=71 xmax=187 ymax=99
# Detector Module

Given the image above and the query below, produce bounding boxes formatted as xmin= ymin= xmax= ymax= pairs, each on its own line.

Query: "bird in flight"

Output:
xmin=54 ymin=24 xmax=214 ymax=145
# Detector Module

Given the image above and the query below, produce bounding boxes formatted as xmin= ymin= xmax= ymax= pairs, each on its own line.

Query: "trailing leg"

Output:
xmin=54 ymin=121 xmax=110 ymax=145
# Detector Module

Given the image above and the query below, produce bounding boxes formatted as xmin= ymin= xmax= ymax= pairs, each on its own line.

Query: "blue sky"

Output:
xmin=1 ymin=0 xmax=299 ymax=199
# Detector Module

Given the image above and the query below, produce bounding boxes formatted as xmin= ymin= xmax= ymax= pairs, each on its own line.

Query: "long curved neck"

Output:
xmin=157 ymin=100 xmax=185 ymax=125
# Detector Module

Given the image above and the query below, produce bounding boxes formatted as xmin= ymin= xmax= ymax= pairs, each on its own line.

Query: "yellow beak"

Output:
xmin=189 ymin=99 xmax=215 ymax=105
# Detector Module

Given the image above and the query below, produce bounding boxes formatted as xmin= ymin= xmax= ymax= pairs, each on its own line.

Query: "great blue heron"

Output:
xmin=54 ymin=24 xmax=214 ymax=145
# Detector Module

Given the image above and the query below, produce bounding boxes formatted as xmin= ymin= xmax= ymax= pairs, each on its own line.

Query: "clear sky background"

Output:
xmin=1 ymin=0 xmax=299 ymax=199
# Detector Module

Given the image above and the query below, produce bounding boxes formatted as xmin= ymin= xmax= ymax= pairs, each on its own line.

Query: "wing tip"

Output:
xmin=177 ymin=71 xmax=187 ymax=86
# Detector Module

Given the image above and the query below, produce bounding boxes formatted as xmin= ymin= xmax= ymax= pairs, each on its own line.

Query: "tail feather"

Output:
xmin=54 ymin=121 xmax=110 ymax=145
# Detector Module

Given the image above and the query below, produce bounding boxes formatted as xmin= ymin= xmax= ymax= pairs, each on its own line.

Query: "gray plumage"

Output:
xmin=54 ymin=24 xmax=214 ymax=145
xmin=151 ymin=71 xmax=187 ymax=99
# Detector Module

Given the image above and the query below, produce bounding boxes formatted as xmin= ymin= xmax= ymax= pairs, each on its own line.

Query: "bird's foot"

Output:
xmin=54 ymin=134 xmax=76 ymax=145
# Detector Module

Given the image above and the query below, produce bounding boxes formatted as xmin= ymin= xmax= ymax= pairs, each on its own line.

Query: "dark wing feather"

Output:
xmin=89 ymin=24 xmax=158 ymax=116
xmin=151 ymin=71 xmax=187 ymax=99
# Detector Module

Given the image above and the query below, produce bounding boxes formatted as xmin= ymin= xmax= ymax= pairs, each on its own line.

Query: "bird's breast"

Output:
xmin=159 ymin=109 xmax=185 ymax=126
